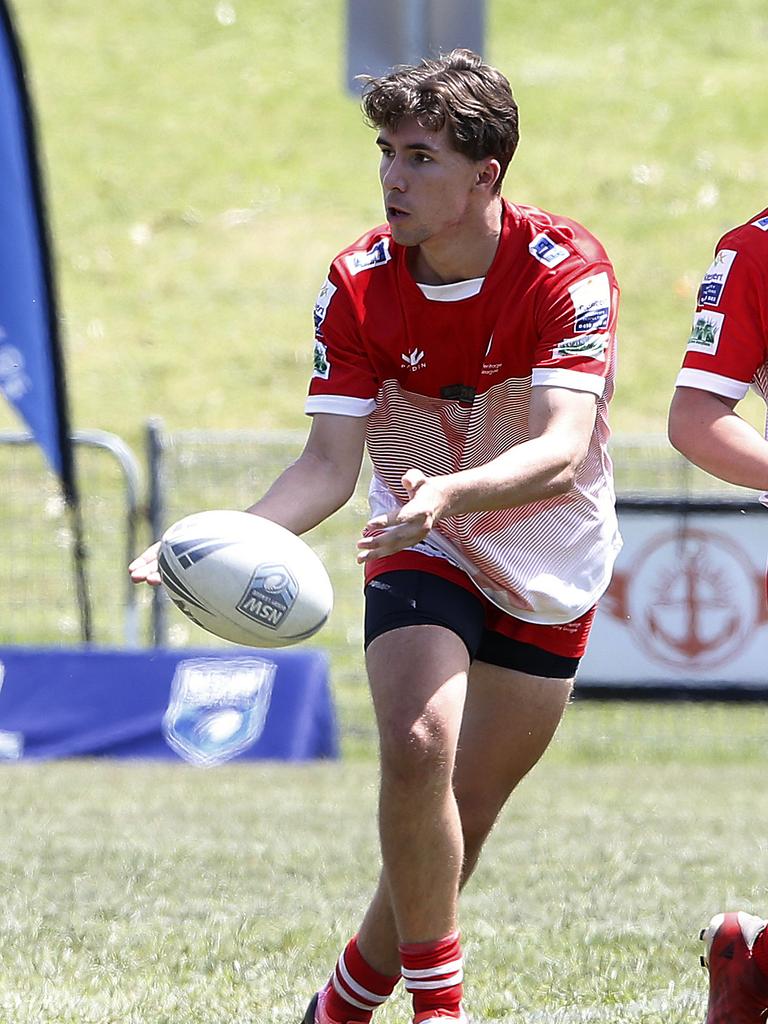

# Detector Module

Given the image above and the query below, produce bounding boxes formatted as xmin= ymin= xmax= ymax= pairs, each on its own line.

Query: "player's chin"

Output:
xmin=388 ymin=219 xmax=425 ymax=247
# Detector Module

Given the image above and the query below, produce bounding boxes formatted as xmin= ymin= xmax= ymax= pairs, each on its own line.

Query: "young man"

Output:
xmin=132 ymin=49 xmax=621 ymax=1023
xmin=668 ymin=208 xmax=768 ymax=1024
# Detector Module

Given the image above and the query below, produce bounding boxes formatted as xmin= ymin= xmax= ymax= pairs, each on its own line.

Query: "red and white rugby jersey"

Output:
xmin=306 ymin=200 xmax=622 ymax=624
xmin=676 ymin=208 xmax=768 ymax=415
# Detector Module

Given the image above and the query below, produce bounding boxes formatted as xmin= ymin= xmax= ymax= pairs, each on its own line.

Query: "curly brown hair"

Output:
xmin=360 ymin=49 xmax=519 ymax=193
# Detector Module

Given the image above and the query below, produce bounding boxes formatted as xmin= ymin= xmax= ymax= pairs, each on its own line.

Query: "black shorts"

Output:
xmin=364 ymin=570 xmax=587 ymax=680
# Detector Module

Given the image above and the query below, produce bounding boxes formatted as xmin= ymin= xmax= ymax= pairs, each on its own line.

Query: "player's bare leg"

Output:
xmin=366 ymin=624 xmax=469 ymax=942
xmin=345 ymin=659 xmax=573 ymax=1024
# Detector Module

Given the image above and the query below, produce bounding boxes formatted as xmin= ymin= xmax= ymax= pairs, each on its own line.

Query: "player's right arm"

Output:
xmin=668 ymin=387 xmax=768 ymax=490
xmin=244 ymin=411 xmax=367 ymax=531
xmin=667 ymin=223 xmax=768 ymax=491
xmin=129 ymin=412 xmax=367 ymax=586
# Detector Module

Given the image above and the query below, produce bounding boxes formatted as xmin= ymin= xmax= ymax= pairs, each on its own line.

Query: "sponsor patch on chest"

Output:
xmin=344 ymin=238 xmax=391 ymax=275
xmin=528 ymin=232 xmax=570 ymax=268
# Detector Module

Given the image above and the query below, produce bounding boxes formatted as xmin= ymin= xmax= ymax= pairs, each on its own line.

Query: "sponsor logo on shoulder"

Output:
xmin=528 ymin=232 xmax=570 ymax=268
xmin=569 ymin=272 xmax=611 ymax=334
xmin=751 ymin=216 xmax=768 ymax=231
xmin=313 ymin=277 xmax=337 ymax=334
xmin=697 ymin=248 xmax=737 ymax=306
xmin=687 ymin=309 xmax=725 ymax=355
xmin=344 ymin=237 xmax=391 ymax=275
xmin=553 ymin=333 xmax=609 ymax=360
xmin=312 ymin=339 xmax=331 ymax=379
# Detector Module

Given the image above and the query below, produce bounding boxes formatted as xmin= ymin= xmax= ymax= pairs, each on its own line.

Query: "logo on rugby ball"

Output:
xmin=237 ymin=563 xmax=299 ymax=630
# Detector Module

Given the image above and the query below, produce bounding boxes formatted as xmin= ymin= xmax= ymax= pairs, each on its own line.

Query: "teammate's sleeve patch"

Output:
xmin=312 ymin=339 xmax=331 ymax=380
xmin=313 ymin=277 xmax=337 ymax=334
xmin=686 ymin=309 xmax=725 ymax=355
xmin=697 ymin=249 xmax=737 ymax=307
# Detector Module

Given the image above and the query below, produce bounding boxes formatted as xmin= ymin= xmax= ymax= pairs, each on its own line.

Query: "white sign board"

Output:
xmin=581 ymin=509 xmax=768 ymax=686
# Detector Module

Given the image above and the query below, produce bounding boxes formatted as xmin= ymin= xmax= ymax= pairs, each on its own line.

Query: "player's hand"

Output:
xmin=357 ymin=469 xmax=449 ymax=563
xmin=129 ymin=541 xmax=162 ymax=586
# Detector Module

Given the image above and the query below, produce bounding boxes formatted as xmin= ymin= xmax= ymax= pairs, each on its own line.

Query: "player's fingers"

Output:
xmin=401 ymin=468 xmax=426 ymax=495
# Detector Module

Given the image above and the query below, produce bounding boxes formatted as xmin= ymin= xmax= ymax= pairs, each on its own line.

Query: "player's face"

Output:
xmin=376 ymin=120 xmax=484 ymax=247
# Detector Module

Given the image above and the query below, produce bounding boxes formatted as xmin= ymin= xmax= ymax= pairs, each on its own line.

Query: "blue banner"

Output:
xmin=0 ymin=1 xmax=72 ymax=488
xmin=0 ymin=647 xmax=339 ymax=762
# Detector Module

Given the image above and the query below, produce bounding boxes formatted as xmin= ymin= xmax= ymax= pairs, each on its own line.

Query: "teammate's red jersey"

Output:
xmin=306 ymin=200 xmax=622 ymax=624
xmin=677 ymin=208 xmax=768 ymax=409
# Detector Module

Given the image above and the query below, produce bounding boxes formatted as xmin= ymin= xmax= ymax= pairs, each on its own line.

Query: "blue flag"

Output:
xmin=0 ymin=0 xmax=73 ymax=493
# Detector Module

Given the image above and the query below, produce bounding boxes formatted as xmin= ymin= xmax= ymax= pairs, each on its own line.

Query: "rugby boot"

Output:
xmin=413 ymin=1008 xmax=469 ymax=1024
xmin=301 ymin=986 xmax=366 ymax=1024
xmin=700 ymin=911 xmax=768 ymax=1023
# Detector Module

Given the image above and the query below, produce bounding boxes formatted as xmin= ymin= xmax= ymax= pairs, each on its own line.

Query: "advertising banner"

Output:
xmin=580 ymin=508 xmax=768 ymax=691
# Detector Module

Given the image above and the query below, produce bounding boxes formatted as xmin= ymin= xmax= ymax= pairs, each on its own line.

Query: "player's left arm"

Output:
xmin=357 ymin=384 xmax=597 ymax=562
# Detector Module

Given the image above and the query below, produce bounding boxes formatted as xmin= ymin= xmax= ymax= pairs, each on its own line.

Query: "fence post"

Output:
xmin=146 ymin=417 xmax=167 ymax=647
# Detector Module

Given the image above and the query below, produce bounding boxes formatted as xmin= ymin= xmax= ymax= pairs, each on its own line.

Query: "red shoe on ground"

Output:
xmin=701 ymin=911 xmax=768 ymax=1023
xmin=412 ymin=1009 xmax=469 ymax=1024
xmin=300 ymin=988 xmax=351 ymax=1024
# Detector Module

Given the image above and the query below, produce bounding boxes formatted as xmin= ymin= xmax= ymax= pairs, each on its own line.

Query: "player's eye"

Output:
xmin=413 ymin=152 xmax=432 ymax=164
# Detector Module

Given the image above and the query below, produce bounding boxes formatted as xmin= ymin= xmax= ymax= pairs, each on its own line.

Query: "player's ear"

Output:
xmin=474 ymin=158 xmax=501 ymax=192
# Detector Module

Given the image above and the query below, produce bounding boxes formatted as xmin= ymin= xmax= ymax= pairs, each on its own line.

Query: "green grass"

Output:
xmin=1 ymin=701 xmax=766 ymax=1022
xmin=1 ymin=12 xmax=767 ymax=1017
xmin=4 ymin=0 xmax=768 ymax=447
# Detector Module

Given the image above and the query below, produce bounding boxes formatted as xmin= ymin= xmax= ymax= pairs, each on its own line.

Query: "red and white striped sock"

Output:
xmin=321 ymin=934 xmax=400 ymax=1023
xmin=399 ymin=931 xmax=464 ymax=1020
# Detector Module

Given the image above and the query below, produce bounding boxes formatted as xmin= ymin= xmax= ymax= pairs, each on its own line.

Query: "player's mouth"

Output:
xmin=386 ymin=203 xmax=411 ymax=221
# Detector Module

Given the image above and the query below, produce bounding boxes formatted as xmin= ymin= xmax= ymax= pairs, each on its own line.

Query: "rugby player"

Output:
xmin=669 ymin=208 xmax=768 ymax=1024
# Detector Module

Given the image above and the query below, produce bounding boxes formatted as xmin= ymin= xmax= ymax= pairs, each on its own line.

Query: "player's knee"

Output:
xmin=378 ymin=712 xmax=455 ymax=786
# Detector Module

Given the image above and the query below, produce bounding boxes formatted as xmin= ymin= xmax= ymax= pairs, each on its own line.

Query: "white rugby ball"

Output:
xmin=158 ymin=510 xmax=333 ymax=648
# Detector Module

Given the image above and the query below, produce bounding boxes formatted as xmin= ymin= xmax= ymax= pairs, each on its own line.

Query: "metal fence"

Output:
xmin=1 ymin=423 xmax=763 ymax=657
xmin=0 ymin=430 xmax=142 ymax=646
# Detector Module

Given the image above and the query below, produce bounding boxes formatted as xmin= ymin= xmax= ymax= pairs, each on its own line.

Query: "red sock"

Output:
xmin=322 ymin=934 xmax=400 ymax=1023
xmin=400 ymin=931 xmax=463 ymax=1018
xmin=752 ymin=923 xmax=768 ymax=978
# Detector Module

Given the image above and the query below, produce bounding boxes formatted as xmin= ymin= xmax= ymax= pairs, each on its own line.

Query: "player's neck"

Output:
xmin=409 ymin=198 xmax=503 ymax=285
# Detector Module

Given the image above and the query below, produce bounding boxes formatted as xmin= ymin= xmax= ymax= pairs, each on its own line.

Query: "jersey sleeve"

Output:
xmin=530 ymin=262 xmax=619 ymax=398
xmin=304 ymin=264 xmax=379 ymax=417
xmin=676 ymin=245 xmax=767 ymax=399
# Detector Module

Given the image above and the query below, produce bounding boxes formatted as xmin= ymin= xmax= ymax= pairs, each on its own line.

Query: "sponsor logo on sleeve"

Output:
xmin=313 ymin=277 xmax=337 ymax=334
xmin=344 ymin=237 xmax=391 ymax=275
xmin=697 ymin=249 xmax=737 ymax=306
xmin=528 ymin=232 xmax=570 ymax=268
xmin=552 ymin=333 xmax=609 ymax=360
xmin=751 ymin=216 xmax=768 ymax=231
xmin=312 ymin=339 xmax=331 ymax=379
xmin=687 ymin=309 xmax=725 ymax=355
xmin=569 ymin=272 xmax=611 ymax=334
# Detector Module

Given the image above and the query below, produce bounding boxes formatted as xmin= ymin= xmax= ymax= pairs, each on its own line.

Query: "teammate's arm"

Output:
xmin=130 ymin=413 xmax=367 ymax=585
xmin=357 ymin=384 xmax=597 ymax=562
xmin=668 ymin=386 xmax=768 ymax=490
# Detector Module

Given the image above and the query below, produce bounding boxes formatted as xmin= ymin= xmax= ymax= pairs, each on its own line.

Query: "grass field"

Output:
xmin=1 ymin=701 xmax=767 ymax=1024
xmin=4 ymin=0 xmax=768 ymax=447
xmin=2 ymin=5 xmax=768 ymax=1021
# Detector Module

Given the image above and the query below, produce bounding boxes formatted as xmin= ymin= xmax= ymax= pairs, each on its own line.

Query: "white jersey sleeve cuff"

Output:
xmin=304 ymin=394 xmax=376 ymax=417
xmin=674 ymin=367 xmax=750 ymax=400
xmin=532 ymin=366 xmax=606 ymax=397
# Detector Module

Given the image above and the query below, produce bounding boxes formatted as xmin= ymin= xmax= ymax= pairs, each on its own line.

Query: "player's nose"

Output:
xmin=381 ymin=157 xmax=407 ymax=192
